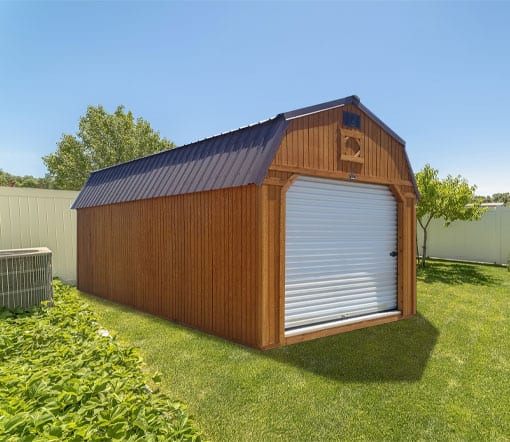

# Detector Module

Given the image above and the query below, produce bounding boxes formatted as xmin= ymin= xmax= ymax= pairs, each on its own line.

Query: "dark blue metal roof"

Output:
xmin=72 ymin=115 xmax=288 ymax=209
xmin=72 ymin=96 xmax=417 ymax=209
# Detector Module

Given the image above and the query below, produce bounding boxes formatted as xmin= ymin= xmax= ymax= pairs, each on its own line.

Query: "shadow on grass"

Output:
xmin=417 ymin=260 xmax=500 ymax=286
xmin=265 ymin=313 xmax=438 ymax=383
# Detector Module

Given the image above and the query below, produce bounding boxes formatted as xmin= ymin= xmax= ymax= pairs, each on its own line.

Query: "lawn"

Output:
xmin=80 ymin=261 xmax=510 ymax=441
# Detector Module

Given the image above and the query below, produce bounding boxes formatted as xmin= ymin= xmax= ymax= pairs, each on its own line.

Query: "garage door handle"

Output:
xmin=389 ymin=251 xmax=398 ymax=257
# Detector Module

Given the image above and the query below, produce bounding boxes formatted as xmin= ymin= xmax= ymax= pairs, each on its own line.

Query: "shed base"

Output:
xmin=282 ymin=310 xmax=404 ymax=347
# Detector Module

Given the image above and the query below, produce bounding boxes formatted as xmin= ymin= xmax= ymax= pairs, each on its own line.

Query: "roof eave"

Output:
xmin=283 ymin=95 xmax=359 ymax=120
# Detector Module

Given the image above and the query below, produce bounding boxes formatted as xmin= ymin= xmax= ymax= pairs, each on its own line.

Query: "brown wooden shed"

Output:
xmin=73 ymin=96 xmax=418 ymax=349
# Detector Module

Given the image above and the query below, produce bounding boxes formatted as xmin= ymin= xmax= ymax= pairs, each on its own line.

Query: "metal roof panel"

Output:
xmin=72 ymin=96 xmax=418 ymax=209
xmin=72 ymin=115 xmax=288 ymax=209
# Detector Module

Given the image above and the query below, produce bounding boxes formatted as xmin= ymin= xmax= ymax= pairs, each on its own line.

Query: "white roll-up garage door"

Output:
xmin=285 ymin=176 xmax=398 ymax=335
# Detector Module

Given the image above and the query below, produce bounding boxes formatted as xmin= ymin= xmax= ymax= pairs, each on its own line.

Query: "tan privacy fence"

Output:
xmin=0 ymin=187 xmax=79 ymax=283
xmin=417 ymin=207 xmax=510 ymax=265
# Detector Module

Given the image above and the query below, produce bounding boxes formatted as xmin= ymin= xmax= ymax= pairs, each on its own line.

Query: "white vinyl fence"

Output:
xmin=1 ymin=186 xmax=508 ymax=284
xmin=417 ymin=206 xmax=510 ymax=265
xmin=0 ymin=187 xmax=79 ymax=283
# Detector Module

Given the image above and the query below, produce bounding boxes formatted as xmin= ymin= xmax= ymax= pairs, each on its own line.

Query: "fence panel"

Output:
xmin=0 ymin=187 xmax=79 ymax=283
xmin=417 ymin=207 xmax=510 ymax=265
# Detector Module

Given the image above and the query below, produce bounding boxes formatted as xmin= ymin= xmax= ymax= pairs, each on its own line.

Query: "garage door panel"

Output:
xmin=286 ymin=288 xmax=397 ymax=308
xmin=286 ymin=275 xmax=396 ymax=291
xmin=286 ymin=300 xmax=397 ymax=329
xmin=287 ymin=235 xmax=396 ymax=244
xmin=287 ymin=250 xmax=393 ymax=264
xmin=285 ymin=176 xmax=398 ymax=333
xmin=287 ymin=295 xmax=397 ymax=316
xmin=286 ymin=283 xmax=396 ymax=304
xmin=287 ymin=271 xmax=396 ymax=284
xmin=287 ymin=255 xmax=395 ymax=265
xmin=292 ymin=182 xmax=393 ymax=197
xmin=286 ymin=248 xmax=395 ymax=259
xmin=288 ymin=214 xmax=396 ymax=225
xmin=288 ymin=193 xmax=394 ymax=207
xmin=288 ymin=223 xmax=395 ymax=232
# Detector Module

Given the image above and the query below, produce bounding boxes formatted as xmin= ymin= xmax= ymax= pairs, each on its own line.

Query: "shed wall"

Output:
xmin=261 ymin=104 xmax=417 ymax=346
xmin=272 ymin=104 xmax=415 ymax=192
xmin=76 ymin=102 xmax=417 ymax=349
xmin=77 ymin=185 xmax=261 ymax=347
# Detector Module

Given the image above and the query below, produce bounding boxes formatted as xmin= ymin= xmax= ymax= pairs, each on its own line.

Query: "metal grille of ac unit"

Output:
xmin=0 ymin=248 xmax=53 ymax=309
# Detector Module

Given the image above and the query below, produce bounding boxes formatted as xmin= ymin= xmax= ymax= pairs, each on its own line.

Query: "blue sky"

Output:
xmin=0 ymin=1 xmax=509 ymax=195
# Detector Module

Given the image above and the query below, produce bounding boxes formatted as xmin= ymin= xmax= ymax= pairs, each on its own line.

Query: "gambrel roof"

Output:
xmin=72 ymin=96 xmax=415 ymax=209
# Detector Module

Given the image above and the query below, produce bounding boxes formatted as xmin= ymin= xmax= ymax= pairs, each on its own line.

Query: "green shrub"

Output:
xmin=0 ymin=280 xmax=202 ymax=441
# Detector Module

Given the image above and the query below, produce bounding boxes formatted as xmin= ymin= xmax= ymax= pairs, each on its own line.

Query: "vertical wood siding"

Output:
xmin=272 ymin=104 xmax=414 ymax=187
xmin=77 ymin=185 xmax=261 ymax=347
xmin=77 ymin=103 xmax=417 ymax=349
xmin=258 ymin=184 xmax=283 ymax=348
xmin=261 ymin=104 xmax=417 ymax=347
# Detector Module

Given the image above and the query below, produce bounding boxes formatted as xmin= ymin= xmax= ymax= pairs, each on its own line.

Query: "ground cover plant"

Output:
xmin=0 ymin=280 xmax=201 ymax=441
xmin=80 ymin=260 xmax=510 ymax=441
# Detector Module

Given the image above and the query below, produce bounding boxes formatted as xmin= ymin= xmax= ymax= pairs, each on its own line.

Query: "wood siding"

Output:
xmin=260 ymin=104 xmax=417 ymax=347
xmin=258 ymin=184 xmax=284 ymax=348
xmin=77 ymin=102 xmax=417 ymax=350
xmin=272 ymin=104 xmax=414 ymax=190
xmin=77 ymin=185 xmax=261 ymax=347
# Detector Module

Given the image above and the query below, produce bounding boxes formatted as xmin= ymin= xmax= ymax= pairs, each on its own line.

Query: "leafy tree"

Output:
xmin=0 ymin=169 xmax=55 ymax=189
xmin=43 ymin=105 xmax=175 ymax=190
xmin=416 ymin=164 xmax=486 ymax=268
xmin=477 ymin=192 xmax=510 ymax=205
xmin=488 ymin=193 xmax=510 ymax=205
xmin=0 ymin=170 xmax=14 ymax=187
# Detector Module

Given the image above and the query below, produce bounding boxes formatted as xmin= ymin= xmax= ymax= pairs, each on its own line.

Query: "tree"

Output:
xmin=415 ymin=164 xmax=486 ymax=268
xmin=43 ymin=105 xmax=175 ymax=190
xmin=489 ymin=192 xmax=510 ymax=205
xmin=0 ymin=169 xmax=55 ymax=189
xmin=477 ymin=193 xmax=510 ymax=204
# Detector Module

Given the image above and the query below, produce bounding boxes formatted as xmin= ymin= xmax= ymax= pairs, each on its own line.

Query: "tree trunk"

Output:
xmin=421 ymin=228 xmax=428 ymax=268
xmin=417 ymin=217 xmax=431 ymax=268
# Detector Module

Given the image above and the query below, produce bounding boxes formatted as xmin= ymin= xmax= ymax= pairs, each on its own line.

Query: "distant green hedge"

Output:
xmin=0 ymin=280 xmax=202 ymax=441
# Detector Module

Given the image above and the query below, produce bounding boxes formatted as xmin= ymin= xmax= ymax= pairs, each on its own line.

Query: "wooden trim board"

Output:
xmin=283 ymin=312 xmax=403 ymax=347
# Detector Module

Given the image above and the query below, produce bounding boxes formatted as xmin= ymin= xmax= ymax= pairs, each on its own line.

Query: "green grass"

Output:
xmin=79 ymin=261 xmax=510 ymax=441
